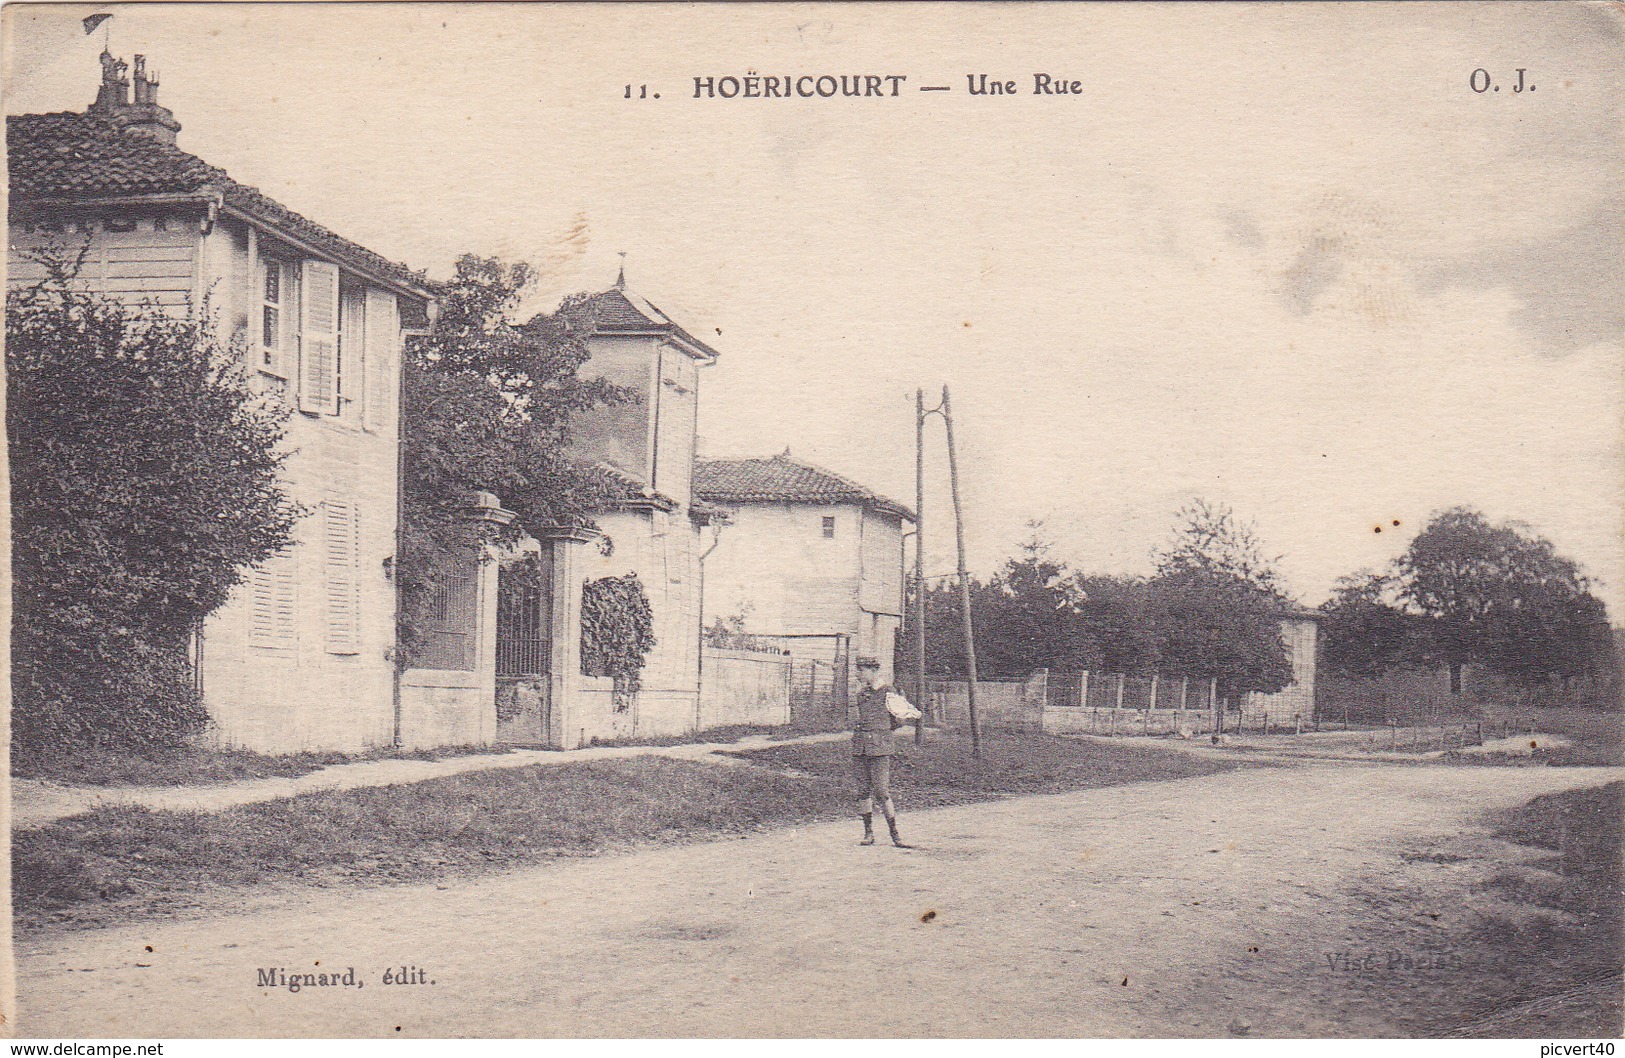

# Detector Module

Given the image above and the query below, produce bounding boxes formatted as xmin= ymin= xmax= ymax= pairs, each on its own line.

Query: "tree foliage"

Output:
xmin=1317 ymin=570 xmax=1422 ymax=679
xmin=1144 ymin=501 xmax=1293 ymax=696
xmin=6 ymin=260 xmax=300 ymax=757
xmin=1394 ymin=507 xmax=1613 ymax=691
xmin=398 ymin=254 xmax=629 ymax=664
xmin=581 ymin=574 xmax=656 ymax=697
xmin=900 ymin=507 xmax=1296 ymax=697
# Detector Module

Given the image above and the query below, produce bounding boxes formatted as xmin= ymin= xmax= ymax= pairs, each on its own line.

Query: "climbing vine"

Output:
xmin=580 ymin=574 xmax=656 ymax=704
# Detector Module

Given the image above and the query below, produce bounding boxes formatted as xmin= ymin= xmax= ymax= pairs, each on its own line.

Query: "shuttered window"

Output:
xmin=323 ymin=499 xmax=361 ymax=654
xmin=299 ymin=260 xmax=341 ymax=415
xmin=258 ymin=254 xmax=291 ymax=378
xmin=248 ymin=549 xmax=297 ymax=647
xmin=338 ymin=287 xmax=366 ymax=420
xmin=364 ymin=289 xmax=398 ymax=433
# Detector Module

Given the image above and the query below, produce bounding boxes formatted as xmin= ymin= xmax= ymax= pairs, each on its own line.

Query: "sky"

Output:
xmin=7 ymin=2 xmax=1622 ymax=613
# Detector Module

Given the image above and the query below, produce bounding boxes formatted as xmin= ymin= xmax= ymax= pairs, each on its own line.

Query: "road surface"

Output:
xmin=16 ymin=761 xmax=1618 ymax=1037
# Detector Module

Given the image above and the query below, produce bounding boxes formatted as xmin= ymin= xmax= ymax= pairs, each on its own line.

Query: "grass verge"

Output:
xmin=12 ymin=741 xmax=512 ymax=788
xmin=16 ymin=734 xmax=1241 ymax=937
xmin=1448 ymin=781 xmax=1623 ymax=1036
xmin=726 ymin=729 xmax=1245 ymax=808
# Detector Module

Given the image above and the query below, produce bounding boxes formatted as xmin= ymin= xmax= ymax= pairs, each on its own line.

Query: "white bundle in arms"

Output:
xmin=885 ymin=691 xmax=921 ymax=722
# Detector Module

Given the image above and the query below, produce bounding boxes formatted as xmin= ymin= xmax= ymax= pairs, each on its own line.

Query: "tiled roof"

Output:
xmin=585 ymin=460 xmax=726 ymax=522
xmin=589 ymin=461 xmax=678 ymax=513
xmin=693 ymin=454 xmax=915 ymax=521
xmin=585 ymin=286 xmax=721 ymax=360
xmin=7 ymin=111 xmax=430 ymax=299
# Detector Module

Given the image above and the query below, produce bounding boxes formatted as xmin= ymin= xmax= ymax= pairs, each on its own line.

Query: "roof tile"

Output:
xmin=7 ymin=111 xmax=429 ymax=298
xmin=693 ymin=454 xmax=914 ymax=521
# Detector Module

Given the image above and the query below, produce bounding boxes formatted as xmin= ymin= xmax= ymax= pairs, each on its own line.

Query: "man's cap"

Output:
xmin=855 ymin=656 xmax=881 ymax=669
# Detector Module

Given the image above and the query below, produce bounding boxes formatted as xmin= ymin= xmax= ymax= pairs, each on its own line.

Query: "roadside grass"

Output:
xmin=1444 ymin=706 xmax=1623 ymax=768
xmin=14 ymin=756 xmax=840 ymax=936
xmin=12 ymin=741 xmax=512 ymax=788
xmin=727 ymin=729 xmax=1246 ymax=808
xmin=1450 ymin=781 xmax=1624 ymax=1036
xmin=14 ymin=733 xmax=1242 ymax=937
xmin=586 ymin=721 xmax=842 ymax=749
xmin=1318 ymin=779 xmax=1622 ymax=1038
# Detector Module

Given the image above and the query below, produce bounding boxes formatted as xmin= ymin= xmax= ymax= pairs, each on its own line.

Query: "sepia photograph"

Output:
xmin=3 ymin=0 xmax=1622 ymax=1041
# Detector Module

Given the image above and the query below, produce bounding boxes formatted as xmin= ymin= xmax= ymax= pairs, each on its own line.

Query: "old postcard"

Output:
xmin=4 ymin=0 xmax=1621 ymax=1042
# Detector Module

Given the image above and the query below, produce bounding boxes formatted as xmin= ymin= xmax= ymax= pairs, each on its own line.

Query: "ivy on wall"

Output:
xmin=580 ymin=574 xmax=656 ymax=702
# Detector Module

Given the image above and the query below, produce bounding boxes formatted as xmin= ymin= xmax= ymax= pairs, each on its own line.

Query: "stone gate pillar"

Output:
xmin=541 ymin=526 xmax=601 ymax=749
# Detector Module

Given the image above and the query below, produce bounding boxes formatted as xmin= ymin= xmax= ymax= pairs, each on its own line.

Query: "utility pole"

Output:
xmin=941 ymin=385 xmax=982 ymax=757
xmin=914 ymin=388 xmax=928 ymax=747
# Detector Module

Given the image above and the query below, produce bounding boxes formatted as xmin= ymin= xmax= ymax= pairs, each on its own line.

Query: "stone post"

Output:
xmin=541 ymin=526 xmax=601 ymax=749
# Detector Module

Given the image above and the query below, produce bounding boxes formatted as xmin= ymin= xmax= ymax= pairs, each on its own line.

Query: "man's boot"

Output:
xmin=886 ymin=815 xmax=910 ymax=848
xmin=860 ymin=813 xmax=876 ymax=846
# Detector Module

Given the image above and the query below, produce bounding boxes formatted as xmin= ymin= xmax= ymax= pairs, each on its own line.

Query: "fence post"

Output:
xmin=1475 ymin=720 xmax=1483 ymax=746
xmin=1210 ymin=677 xmax=1221 ymax=735
xmin=1109 ymin=709 xmax=1117 ymax=738
xmin=1180 ymin=676 xmax=1189 ymax=711
xmin=1142 ymin=708 xmax=1150 ymax=736
xmin=1149 ymin=674 xmax=1159 ymax=711
xmin=1116 ymin=674 xmax=1126 ymax=711
xmin=1295 ymin=714 xmax=1302 ymax=735
xmin=1080 ymin=670 xmax=1090 ymax=711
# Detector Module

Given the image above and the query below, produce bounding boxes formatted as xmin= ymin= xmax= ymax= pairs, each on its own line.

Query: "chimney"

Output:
xmin=89 ymin=50 xmax=181 ymax=146
xmin=89 ymin=47 xmax=128 ymax=113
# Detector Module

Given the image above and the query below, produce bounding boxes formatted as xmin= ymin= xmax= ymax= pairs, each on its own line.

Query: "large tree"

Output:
xmin=1317 ymin=570 xmax=1423 ymax=679
xmin=900 ymin=508 xmax=1296 ymax=695
xmin=1397 ymin=507 xmax=1613 ymax=693
xmin=398 ymin=254 xmax=628 ymax=661
xmin=1144 ymin=500 xmax=1294 ymax=697
xmin=6 ymin=261 xmax=300 ymax=757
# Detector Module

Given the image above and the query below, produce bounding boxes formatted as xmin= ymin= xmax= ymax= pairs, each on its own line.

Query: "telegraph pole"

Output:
xmin=914 ymin=388 xmax=928 ymax=747
xmin=941 ymin=385 xmax=982 ymax=757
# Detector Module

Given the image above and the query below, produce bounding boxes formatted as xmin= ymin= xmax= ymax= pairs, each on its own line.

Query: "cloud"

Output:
xmin=1423 ymin=202 xmax=1625 ymax=357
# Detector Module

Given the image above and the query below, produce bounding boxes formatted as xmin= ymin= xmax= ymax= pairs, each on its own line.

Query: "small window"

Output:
xmin=152 ymin=216 xmax=168 ymax=232
xmin=260 ymin=255 xmax=286 ymax=374
xmin=822 ymin=516 xmax=836 ymax=539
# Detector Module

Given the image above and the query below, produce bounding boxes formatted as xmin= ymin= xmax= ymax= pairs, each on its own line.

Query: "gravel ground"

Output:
xmin=15 ymin=760 xmax=1621 ymax=1038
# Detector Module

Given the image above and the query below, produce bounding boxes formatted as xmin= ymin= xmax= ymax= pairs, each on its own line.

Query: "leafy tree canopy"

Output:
xmin=1393 ymin=506 xmax=1613 ymax=690
xmin=7 ymin=257 xmax=300 ymax=756
xmin=398 ymin=254 xmax=630 ymax=663
xmin=901 ymin=507 xmax=1297 ymax=697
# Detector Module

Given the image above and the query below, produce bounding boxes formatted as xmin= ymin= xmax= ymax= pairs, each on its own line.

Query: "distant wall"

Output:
xmin=700 ymin=648 xmax=791 ymax=729
xmin=931 ymin=672 xmax=1047 ymax=733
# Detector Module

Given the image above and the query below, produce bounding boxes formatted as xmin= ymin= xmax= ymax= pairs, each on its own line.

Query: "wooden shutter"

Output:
xmin=299 ymin=260 xmax=340 ymax=415
xmin=364 ymin=289 xmax=399 ymax=433
xmin=338 ymin=288 xmax=367 ymax=413
xmin=248 ymin=549 xmax=297 ymax=647
xmin=323 ymin=499 xmax=361 ymax=654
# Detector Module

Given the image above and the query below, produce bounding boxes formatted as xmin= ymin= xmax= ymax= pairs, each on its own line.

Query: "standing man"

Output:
xmin=851 ymin=656 xmax=911 ymax=848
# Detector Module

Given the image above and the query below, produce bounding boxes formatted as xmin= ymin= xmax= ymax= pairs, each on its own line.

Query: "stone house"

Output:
xmin=7 ymin=52 xmax=436 ymax=752
xmin=488 ymin=276 xmax=728 ymax=748
xmin=1242 ymin=611 xmax=1319 ymax=724
xmin=692 ymin=453 xmax=916 ymax=686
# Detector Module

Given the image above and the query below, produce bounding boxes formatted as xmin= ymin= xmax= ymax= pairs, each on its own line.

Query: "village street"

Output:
xmin=18 ymin=758 xmax=1620 ymax=1038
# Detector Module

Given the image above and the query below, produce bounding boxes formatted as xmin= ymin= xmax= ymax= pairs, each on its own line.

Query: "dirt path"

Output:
xmin=16 ymin=761 xmax=1619 ymax=1038
xmin=9 ymin=733 xmax=848 ymax=828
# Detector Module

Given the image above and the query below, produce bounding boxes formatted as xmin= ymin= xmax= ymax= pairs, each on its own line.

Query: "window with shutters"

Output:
xmin=323 ymin=499 xmax=361 ymax=654
xmin=299 ymin=260 xmax=341 ymax=416
xmin=248 ymin=549 xmax=297 ymax=648
xmin=337 ymin=286 xmax=366 ymax=422
xmin=363 ymin=289 xmax=398 ymax=433
xmin=258 ymin=253 xmax=291 ymax=377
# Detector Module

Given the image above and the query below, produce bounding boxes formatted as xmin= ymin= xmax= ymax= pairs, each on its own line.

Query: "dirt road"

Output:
xmin=17 ymin=761 xmax=1618 ymax=1037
